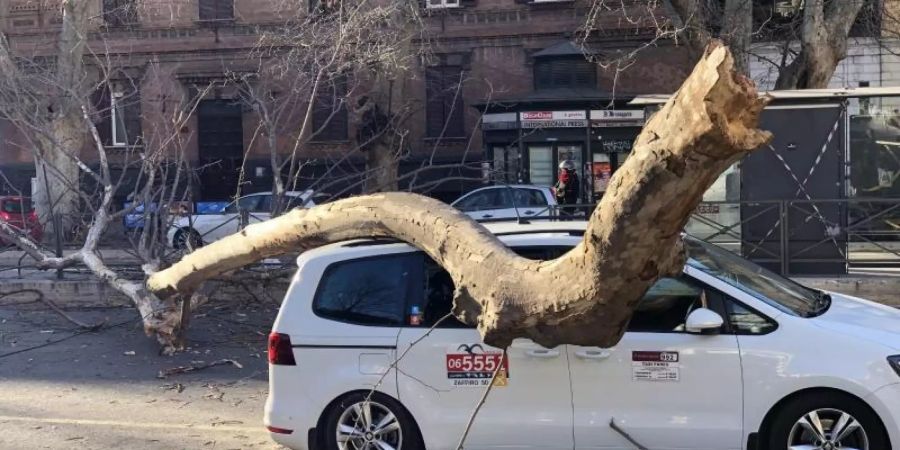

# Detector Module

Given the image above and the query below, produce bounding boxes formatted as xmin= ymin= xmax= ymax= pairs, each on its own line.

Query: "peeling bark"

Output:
xmin=149 ymin=43 xmax=771 ymax=349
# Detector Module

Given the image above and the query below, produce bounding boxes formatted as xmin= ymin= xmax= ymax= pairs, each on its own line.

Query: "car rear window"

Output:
xmin=313 ymin=253 xmax=418 ymax=326
xmin=1 ymin=199 xmax=32 ymax=213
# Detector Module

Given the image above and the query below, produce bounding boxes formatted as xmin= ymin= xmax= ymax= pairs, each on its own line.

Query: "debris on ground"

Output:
xmin=157 ymin=359 xmax=243 ymax=379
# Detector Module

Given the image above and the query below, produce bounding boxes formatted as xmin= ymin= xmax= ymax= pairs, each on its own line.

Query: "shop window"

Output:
xmin=425 ymin=66 xmax=465 ymax=138
xmin=312 ymin=78 xmax=348 ymax=142
xmin=103 ymin=0 xmax=138 ymax=27
xmin=533 ymin=57 xmax=595 ymax=90
xmin=199 ymin=0 xmax=234 ymax=21
xmin=93 ymin=80 xmax=142 ymax=147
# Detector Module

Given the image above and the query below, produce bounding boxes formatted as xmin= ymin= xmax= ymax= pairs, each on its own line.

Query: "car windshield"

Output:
xmin=684 ymin=237 xmax=826 ymax=317
xmin=2 ymin=199 xmax=32 ymax=213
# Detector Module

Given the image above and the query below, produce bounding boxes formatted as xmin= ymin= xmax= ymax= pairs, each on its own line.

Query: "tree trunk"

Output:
xmin=32 ymin=0 xmax=90 ymax=234
xmin=148 ymin=43 xmax=770 ymax=349
xmin=365 ymin=142 xmax=399 ymax=192
xmin=722 ymin=0 xmax=752 ymax=76
xmin=774 ymin=0 xmax=866 ymax=89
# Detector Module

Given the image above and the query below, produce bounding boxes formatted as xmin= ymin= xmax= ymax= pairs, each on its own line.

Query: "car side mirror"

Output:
xmin=685 ymin=308 xmax=724 ymax=335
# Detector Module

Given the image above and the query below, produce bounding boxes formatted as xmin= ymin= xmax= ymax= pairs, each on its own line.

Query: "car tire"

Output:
xmin=173 ymin=228 xmax=202 ymax=250
xmin=320 ymin=392 xmax=424 ymax=450
xmin=766 ymin=391 xmax=889 ymax=450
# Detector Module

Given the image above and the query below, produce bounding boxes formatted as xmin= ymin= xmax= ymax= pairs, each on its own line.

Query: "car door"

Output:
xmin=453 ymin=188 xmax=517 ymax=220
xmin=396 ymin=252 xmax=574 ymax=449
xmin=511 ymin=188 xmax=552 ymax=218
xmin=568 ymin=270 xmax=743 ymax=450
xmin=199 ymin=195 xmax=262 ymax=242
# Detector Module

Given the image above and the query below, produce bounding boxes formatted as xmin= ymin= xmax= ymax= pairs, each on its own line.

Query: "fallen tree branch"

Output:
xmin=148 ymin=42 xmax=770 ymax=349
xmin=0 ymin=289 xmax=104 ymax=330
xmin=156 ymin=359 xmax=244 ymax=379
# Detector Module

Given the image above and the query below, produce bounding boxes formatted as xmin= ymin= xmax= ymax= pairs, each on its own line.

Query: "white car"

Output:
xmin=264 ymin=221 xmax=900 ymax=450
xmin=451 ymin=185 xmax=556 ymax=221
xmin=167 ymin=190 xmax=316 ymax=248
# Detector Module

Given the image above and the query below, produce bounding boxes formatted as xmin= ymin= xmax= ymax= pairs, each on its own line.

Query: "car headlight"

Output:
xmin=889 ymin=355 xmax=900 ymax=377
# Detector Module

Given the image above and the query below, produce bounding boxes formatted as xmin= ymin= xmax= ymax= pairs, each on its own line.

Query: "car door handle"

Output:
xmin=525 ymin=349 xmax=560 ymax=359
xmin=523 ymin=210 xmax=535 ymax=216
xmin=481 ymin=214 xmax=493 ymax=219
xmin=574 ymin=349 xmax=611 ymax=360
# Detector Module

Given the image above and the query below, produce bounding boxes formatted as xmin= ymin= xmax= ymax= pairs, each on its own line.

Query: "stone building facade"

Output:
xmin=0 ymin=0 xmax=693 ymax=203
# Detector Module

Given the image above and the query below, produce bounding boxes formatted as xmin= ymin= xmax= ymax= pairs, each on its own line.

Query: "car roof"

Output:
xmin=470 ymin=184 xmax=551 ymax=191
xmin=296 ymin=220 xmax=590 ymax=263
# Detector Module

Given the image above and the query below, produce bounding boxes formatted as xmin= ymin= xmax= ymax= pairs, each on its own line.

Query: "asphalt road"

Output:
xmin=0 ymin=296 xmax=284 ymax=450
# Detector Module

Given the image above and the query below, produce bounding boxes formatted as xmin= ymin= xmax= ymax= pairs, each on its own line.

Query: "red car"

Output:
xmin=0 ymin=196 xmax=43 ymax=244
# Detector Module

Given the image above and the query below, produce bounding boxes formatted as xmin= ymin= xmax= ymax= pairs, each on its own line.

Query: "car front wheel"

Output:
xmin=767 ymin=392 xmax=889 ymax=450
xmin=321 ymin=392 xmax=423 ymax=450
xmin=173 ymin=228 xmax=202 ymax=250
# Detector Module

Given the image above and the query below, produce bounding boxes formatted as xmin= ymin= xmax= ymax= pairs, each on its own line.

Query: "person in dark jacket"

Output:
xmin=554 ymin=160 xmax=579 ymax=218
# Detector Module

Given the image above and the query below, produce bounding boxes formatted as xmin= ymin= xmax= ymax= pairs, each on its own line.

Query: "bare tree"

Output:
xmin=586 ymin=0 xmax=878 ymax=90
xmin=149 ymin=43 xmax=771 ymax=349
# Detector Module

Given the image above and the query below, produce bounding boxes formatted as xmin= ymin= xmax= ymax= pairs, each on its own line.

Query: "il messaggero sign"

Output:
xmin=520 ymin=111 xmax=587 ymax=129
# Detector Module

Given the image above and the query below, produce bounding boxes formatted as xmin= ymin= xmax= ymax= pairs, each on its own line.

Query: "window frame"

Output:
xmin=312 ymin=253 xmax=420 ymax=328
xmin=110 ymin=88 xmax=127 ymax=147
xmin=198 ymin=0 xmax=234 ymax=22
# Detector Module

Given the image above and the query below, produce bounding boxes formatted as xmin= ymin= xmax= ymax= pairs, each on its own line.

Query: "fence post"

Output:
xmin=779 ymin=201 xmax=790 ymax=277
xmin=239 ymin=209 xmax=249 ymax=230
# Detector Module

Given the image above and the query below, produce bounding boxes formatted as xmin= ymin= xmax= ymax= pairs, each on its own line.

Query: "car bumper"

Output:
xmin=264 ymin=366 xmax=318 ymax=450
xmin=866 ymin=382 xmax=900 ymax=447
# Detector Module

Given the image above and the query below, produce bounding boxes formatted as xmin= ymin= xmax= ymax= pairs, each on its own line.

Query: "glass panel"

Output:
xmin=627 ymin=277 xmax=703 ymax=333
xmin=314 ymin=255 xmax=413 ymax=326
xmin=511 ymin=188 xmax=547 ymax=207
xmin=529 ymin=146 xmax=553 ymax=186
xmin=591 ymin=153 xmax=611 ymax=198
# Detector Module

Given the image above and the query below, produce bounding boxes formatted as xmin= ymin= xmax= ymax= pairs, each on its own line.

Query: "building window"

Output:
xmin=199 ymin=0 xmax=234 ymax=21
xmin=425 ymin=66 xmax=465 ymax=138
xmin=93 ymin=80 xmax=142 ymax=147
xmin=533 ymin=57 xmax=596 ymax=90
xmin=311 ymin=78 xmax=348 ymax=142
xmin=425 ymin=0 xmax=461 ymax=9
xmin=102 ymin=0 xmax=138 ymax=27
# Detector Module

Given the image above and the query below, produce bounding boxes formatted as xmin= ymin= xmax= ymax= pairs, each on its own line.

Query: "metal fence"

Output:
xmin=2 ymin=199 xmax=899 ymax=280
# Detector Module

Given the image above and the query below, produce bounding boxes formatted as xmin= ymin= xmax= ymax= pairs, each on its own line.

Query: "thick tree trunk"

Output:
xmin=774 ymin=0 xmax=866 ymax=89
xmin=149 ymin=43 xmax=769 ymax=349
xmin=32 ymin=0 xmax=90 ymax=234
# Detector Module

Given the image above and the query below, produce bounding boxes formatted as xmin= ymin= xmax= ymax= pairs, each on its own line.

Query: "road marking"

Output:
xmin=0 ymin=415 xmax=266 ymax=434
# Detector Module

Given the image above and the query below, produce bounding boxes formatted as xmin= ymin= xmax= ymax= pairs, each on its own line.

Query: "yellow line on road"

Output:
xmin=0 ymin=415 xmax=266 ymax=434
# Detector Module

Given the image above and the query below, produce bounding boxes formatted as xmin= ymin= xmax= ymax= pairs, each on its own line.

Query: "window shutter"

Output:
xmin=425 ymin=66 xmax=465 ymax=138
xmin=311 ymin=78 xmax=348 ymax=142
xmin=92 ymin=84 xmax=112 ymax=147
xmin=215 ymin=0 xmax=234 ymax=20
xmin=442 ymin=67 xmax=465 ymax=137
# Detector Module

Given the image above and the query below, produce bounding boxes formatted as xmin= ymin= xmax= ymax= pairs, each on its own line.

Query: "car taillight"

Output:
xmin=0 ymin=211 xmax=9 ymax=222
xmin=268 ymin=332 xmax=296 ymax=366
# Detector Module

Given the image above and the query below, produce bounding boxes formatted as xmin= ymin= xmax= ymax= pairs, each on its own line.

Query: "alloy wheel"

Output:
xmin=335 ymin=400 xmax=402 ymax=450
xmin=787 ymin=407 xmax=869 ymax=450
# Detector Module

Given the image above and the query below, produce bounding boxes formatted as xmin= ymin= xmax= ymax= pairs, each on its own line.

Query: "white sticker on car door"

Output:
xmin=631 ymin=351 xmax=680 ymax=382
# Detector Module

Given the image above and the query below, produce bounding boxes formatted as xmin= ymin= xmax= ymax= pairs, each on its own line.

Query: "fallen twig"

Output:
xmin=156 ymin=359 xmax=243 ymax=379
xmin=0 ymin=289 xmax=104 ymax=330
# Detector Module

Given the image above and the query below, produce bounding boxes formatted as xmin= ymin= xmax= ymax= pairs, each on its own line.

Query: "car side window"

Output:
xmin=255 ymin=195 xmax=273 ymax=213
xmin=512 ymin=189 xmax=548 ymax=207
xmin=313 ymin=254 xmax=416 ymax=326
xmin=627 ymin=277 xmax=727 ymax=333
xmin=414 ymin=246 xmax=574 ymax=328
xmin=725 ymin=299 xmax=777 ymax=335
xmin=455 ymin=192 xmax=491 ymax=211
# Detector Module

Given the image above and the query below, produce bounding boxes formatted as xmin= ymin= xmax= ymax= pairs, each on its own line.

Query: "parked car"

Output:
xmin=0 ymin=196 xmax=42 ymax=244
xmin=167 ymin=190 xmax=318 ymax=248
xmin=451 ymin=185 xmax=556 ymax=221
xmin=265 ymin=220 xmax=900 ymax=450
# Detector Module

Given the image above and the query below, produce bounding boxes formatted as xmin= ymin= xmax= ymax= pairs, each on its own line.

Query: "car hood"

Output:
xmin=811 ymin=293 xmax=900 ymax=350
